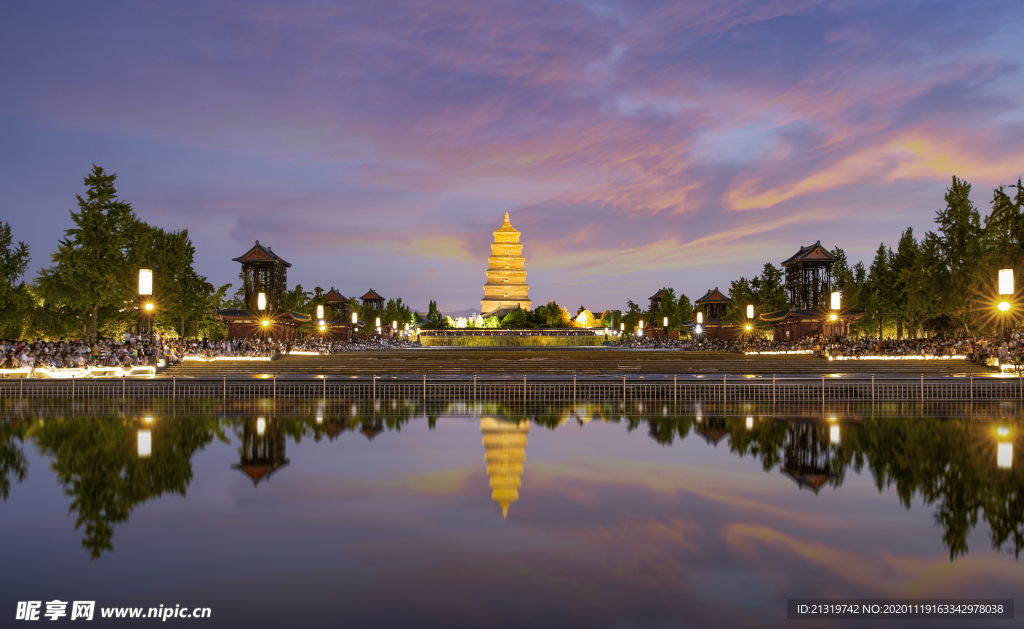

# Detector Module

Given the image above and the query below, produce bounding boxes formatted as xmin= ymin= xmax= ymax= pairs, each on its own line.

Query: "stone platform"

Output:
xmin=159 ymin=348 xmax=994 ymax=377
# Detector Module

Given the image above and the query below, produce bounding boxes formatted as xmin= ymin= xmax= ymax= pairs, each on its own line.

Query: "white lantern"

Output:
xmin=138 ymin=269 xmax=153 ymax=296
xmin=352 ymin=312 xmax=358 ymax=324
xmin=663 ymin=317 xmax=669 ymax=327
xmin=316 ymin=304 xmax=324 ymax=320
xmin=696 ymin=312 xmax=703 ymax=324
xmin=257 ymin=417 xmax=266 ymax=436
xmin=998 ymin=442 xmax=1013 ymax=470
xmin=999 ymin=269 xmax=1014 ymax=295
xmin=830 ymin=292 xmax=841 ymax=310
xmin=746 ymin=304 xmax=754 ymax=319
xmin=257 ymin=292 xmax=267 ymax=310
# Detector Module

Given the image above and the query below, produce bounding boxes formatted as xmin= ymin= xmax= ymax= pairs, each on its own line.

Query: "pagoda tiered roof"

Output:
xmin=324 ymin=288 xmax=347 ymax=303
xmin=361 ymin=289 xmax=385 ymax=301
xmin=781 ymin=240 xmax=836 ymax=266
xmin=231 ymin=240 xmax=292 ymax=266
xmin=695 ymin=288 xmax=730 ymax=304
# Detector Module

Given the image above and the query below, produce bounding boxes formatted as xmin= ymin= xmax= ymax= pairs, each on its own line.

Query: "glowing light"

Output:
xmin=830 ymin=424 xmax=841 ymax=445
xmin=138 ymin=269 xmax=152 ymax=296
xmin=997 ymin=425 xmax=1010 ymax=438
xmin=143 ymin=415 xmax=153 ymax=424
xmin=638 ymin=320 xmax=644 ymax=329
xmin=830 ymin=292 xmax=841 ymax=310
xmin=319 ymin=324 xmax=326 ymax=332
xmin=405 ymin=323 xmax=409 ymax=331
xmin=620 ymin=322 xmax=625 ymax=331
xmin=746 ymin=416 xmax=753 ymax=430
xmin=144 ymin=302 xmax=154 ymax=311
xmin=352 ymin=312 xmax=358 ymax=324
xmin=695 ymin=324 xmax=703 ymax=334
xmin=663 ymin=317 xmax=669 ymax=327
xmin=998 ymin=301 xmax=1011 ymax=312
xmin=829 ymin=313 xmax=838 ymax=321
xmin=375 ymin=317 xmax=381 ymax=327
xmin=999 ymin=269 xmax=1014 ymax=295
xmin=256 ymin=417 xmax=266 ymax=436
xmin=137 ymin=429 xmax=152 ymax=458
xmin=745 ymin=324 xmax=752 ymax=331
xmin=316 ymin=304 xmax=324 ymax=320
xmin=696 ymin=312 xmax=703 ymax=324
xmin=257 ymin=292 xmax=267 ymax=310
xmin=746 ymin=304 xmax=754 ymax=319
xmin=392 ymin=320 xmax=398 ymax=330
xmin=998 ymin=442 xmax=1013 ymax=469
xmin=261 ymin=319 xmax=270 ymax=327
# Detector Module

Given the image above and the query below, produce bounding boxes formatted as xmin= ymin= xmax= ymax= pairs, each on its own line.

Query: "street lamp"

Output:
xmin=257 ymin=292 xmax=267 ymax=311
xmin=696 ymin=311 xmax=703 ymax=325
xmin=316 ymin=304 xmax=324 ymax=320
xmin=999 ymin=269 xmax=1013 ymax=341
xmin=138 ymin=269 xmax=154 ymax=336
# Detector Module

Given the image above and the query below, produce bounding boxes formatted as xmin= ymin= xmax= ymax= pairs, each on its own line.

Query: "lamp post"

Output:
xmin=998 ymin=269 xmax=1013 ymax=343
xmin=138 ymin=269 xmax=154 ymax=339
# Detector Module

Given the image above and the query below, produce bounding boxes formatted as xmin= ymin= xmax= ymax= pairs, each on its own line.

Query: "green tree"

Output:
xmin=36 ymin=166 xmax=142 ymax=341
xmin=0 ymin=222 xmax=32 ymax=337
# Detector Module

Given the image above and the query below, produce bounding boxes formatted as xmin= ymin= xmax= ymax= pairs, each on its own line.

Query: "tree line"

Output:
xmin=0 ymin=166 xmax=416 ymax=341
xmin=625 ymin=176 xmax=1024 ymax=339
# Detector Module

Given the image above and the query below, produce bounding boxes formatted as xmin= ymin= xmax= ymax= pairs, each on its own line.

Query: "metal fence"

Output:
xmin=1 ymin=373 xmax=1022 ymax=402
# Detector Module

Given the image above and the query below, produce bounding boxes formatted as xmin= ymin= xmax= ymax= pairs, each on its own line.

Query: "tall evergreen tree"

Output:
xmin=0 ymin=222 xmax=31 ymax=337
xmin=37 ymin=165 xmax=141 ymax=341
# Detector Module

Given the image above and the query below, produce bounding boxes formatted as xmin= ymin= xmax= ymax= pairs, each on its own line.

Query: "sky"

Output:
xmin=1 ymin=0 xmax=1023 ymax=313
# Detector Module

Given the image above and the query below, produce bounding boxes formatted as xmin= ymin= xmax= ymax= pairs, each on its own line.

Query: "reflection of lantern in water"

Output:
xmin=746 ymin=416 xmax=754 ymax=430
xmin=257 ymin=417 xmax=266 ymax=435
xmin=316 ymin=399 xmax=324 ymax=424
xmin=480 ymin=417 xmax=529 ymax=519
xmin=830 ymin=424 xmax=841 ymax=445
xmin=998 ymin=443 xmax=1013 ymax=470
xmin=137 ymin=429 xmax=152 ymax=458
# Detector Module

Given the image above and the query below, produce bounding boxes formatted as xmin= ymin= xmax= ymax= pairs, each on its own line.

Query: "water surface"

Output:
xmin=0 ymin=399 xmax=1020 ymax=628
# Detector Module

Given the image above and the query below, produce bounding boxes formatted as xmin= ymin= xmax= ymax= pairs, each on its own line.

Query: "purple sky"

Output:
xmin=2 ymin=1 xmax=1023 ymax=313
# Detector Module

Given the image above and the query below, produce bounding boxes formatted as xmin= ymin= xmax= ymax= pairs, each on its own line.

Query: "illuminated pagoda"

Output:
xmin=684 ymin=288 xmax=740 ymax=340
xmin=212 ymin=241 xmax=310 ymax=340
xmin=759 ymin=241 xmax=865 ymax=341
xmin=232 ymin=417 xmax=290 ymax=488
xmin=481 ymin=213 xmax=532 ymax=317
xmin=480 ymin=416 xmax=529 ymax=519
xmin=781 ymin=421 xmax=837 ymax=495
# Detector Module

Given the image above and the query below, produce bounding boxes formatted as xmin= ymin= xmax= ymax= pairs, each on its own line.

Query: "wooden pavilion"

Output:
xmin=759 ymin=241 xmax=865 ymax=341
xmin=361 ymin=289 xmax=385 ymax=310
xmin=212 ymin=241 xmax=311 ymax=340
xmin=684 ymin=288 xmax=740 ymax=340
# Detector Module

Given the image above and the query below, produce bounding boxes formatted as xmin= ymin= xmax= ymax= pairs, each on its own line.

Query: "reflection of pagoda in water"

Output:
xmin=480 ymin=417 xmax=529 ymax=519
xmin=782 ymin=422 xmax=835 ymax=494
xmin=359 ymin=418 xmax=384 ymax=441
xmin=232 ymin=417 xmax=290 ymax=488
xmin=695 ymin=415 xmax=729 ymax=446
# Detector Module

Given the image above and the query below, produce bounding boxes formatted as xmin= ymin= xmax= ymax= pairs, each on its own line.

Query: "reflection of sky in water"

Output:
xmin=0 ymin=413 xmax=1021 ymax=628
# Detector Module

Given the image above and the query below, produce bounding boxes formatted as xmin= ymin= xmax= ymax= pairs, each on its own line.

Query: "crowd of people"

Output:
xmin=603 ymin=332 xmax=1008 ymax=366
xmin=1 ymin=334 xmax=425 ymax=375
xmin=1 ymin=330 xmax=1016 ymax=377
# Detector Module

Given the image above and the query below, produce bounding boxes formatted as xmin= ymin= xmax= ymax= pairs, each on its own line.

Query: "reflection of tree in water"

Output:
xmin=696 ymin=414 xmax=1022 ymax=560
xmin=33 ymin=416 xmax=222 ymax=559
xmin=0 ymin=420 xmax=29 ymax=501
xmin=233 ymin=417 xmax=289 ymax=487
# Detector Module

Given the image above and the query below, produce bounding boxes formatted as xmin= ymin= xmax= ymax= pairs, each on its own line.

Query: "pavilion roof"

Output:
xmin=781 ymin=240 xmax=836 ymax=266
xmin=324 ymin=288 xmax=347 ymax=303
xmin=231 ymin=462 xmax=289 ymax=487
xmin=782 ymin=469 xmax=832 ymax=494
xmin=231 ymin=240 xmax=292 ymax=267
xmin=649 ymin=289 xmax=670 ymax=300
xmin=361 ymin=289 xmax=385 ymax=301
xmin=695 ymin=288 xmax=730 ymax=305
